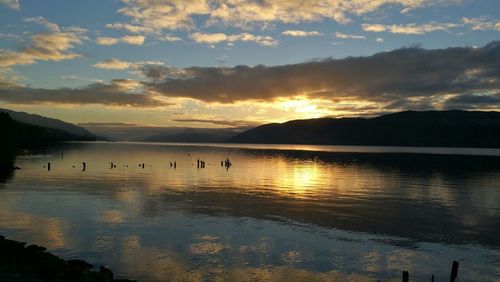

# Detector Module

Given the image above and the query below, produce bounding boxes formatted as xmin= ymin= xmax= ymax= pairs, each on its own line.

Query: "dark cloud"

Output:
xmin=140 ymin=65 xmax=189 ymax=81
xmin=144 ymin=41 xmax=500 ymax=109
xmin=442 ymin=92 xmax=500 ymax=110
xmin=1 ymin=41 xmax=499 ymax=110
xmin=0 ymin=80 xmax=168 ymax=107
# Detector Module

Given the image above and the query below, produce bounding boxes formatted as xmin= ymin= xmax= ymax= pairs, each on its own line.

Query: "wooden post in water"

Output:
xmin=431 ymin=274 xmax=434 ymax=282
xmin=450 ymin=261 xmax=459 ymax=282
xmin=402 ymin=270 xmax=409 ymax=282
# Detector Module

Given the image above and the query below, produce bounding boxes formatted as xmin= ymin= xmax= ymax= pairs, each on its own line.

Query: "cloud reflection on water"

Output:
xmin=0 ymin=142 xmax=499 ymax=281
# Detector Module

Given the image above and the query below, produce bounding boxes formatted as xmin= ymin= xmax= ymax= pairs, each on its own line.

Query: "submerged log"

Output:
xmin=450 ymin=261 xmax=459 ymax=282
xmin=402 ymin=270 xmax=409 ymax=282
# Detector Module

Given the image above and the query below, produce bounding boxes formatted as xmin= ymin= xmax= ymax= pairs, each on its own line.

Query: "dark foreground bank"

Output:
xmin=0 ymin=235 xmax=134 ymax=282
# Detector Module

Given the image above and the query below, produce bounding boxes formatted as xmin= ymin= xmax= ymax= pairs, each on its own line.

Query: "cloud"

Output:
xmin=121 ymin=35 xmax=145 ymax=45
xmin=112 ymin=0 xmax=456 ymax=33
xmin=161 ymin=34 xmax=182 ymax=42
xmin=0 ymin=80 xmax=169 ymax=107
xmin=116 ymin=0 xmax=209 ymax=31
xmin=24 ymin=17 xmax=61 ymax=32
xmin=281 ymin=30 xmax=323 ymax=37
xmin=0 ymin=31 xmax=85 ymax=68
xmin=362 ymin=22 xmax=459 ymax=34
xmin=362 ymin=17 xmax=500 ymax=35
xmin=442 ymin=92 xmax=500 ymax=110
xmin=106 ymin=23 xmax=155 ymax=33
xmin=141 ymin=41 xmax=500 ymax=111
xmin=95 ymin=35 xmax=146 ymax=46
xmin=462 ymin=16 xmax=500 ymax=31
xmin=93 ymin=58 xmax=135 ymax=70
xmin=191 ymin=32 xmax=277 ymax=46
xmin=334 ymin=32 xmax=365 ymax=39
xmin=190 ymin=32 xmax=227 ymax=44
xmin=0 ymin=0 xmax=19 ymax=10
xmin=0 ymin=23 xmax=87 ymax=74
xmin=60 ymin=75 xmax=84 ymax=80
xmin=96 ymin=37 xmax=120 ymax=45
xmin=93 ymin=58 xmax=163 ymax=70
xmin=139 ymin=65 xmax=190 ymax=81
xmin=0 ymin=67 xmax=23 ymax=82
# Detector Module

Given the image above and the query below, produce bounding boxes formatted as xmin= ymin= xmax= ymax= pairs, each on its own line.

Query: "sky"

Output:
xmin=0 ymin=0 xmax=499 ymax=128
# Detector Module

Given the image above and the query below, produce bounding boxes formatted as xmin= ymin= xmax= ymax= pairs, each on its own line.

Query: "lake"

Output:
xmin=1 ymin=142 xmax=499 ymax=281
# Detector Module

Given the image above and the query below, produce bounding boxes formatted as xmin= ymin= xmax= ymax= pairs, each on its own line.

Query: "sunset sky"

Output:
xmin=0 ymin=0 xmax=499 ymax=128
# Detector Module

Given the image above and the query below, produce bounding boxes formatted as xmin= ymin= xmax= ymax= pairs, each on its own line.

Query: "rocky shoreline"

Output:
xmin=0 ymin=235 xmax=134 ymax=282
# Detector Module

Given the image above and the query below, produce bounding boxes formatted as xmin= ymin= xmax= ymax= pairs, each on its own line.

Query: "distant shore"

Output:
xmin=0 ymin=235 xmax=134 ymax=282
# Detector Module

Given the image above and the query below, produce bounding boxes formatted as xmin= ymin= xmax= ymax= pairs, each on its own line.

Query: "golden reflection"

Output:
xmin=101 ymin=209 xmax=125 ymax=224
xmin=0 ymin=201 xmax=69 ymax=249
xmin=361 ymin=251 xmax=383 ymax=273
xmin=118 ymin=235 xmax=203 ymax=281
xmin=13 ymin=142 xmax=390 ymax=202
xmin=190 ymin=235 xmax=225 ymax=255
xmin=281 ymin=250 xmax=308 ymax=265
xmin=113 ymin=233 xmax=378 ymax=282
xmin=279 ymin=162 xmax=322 ymax=195
xmin=227 ymin=267 xmax=376 ymax=282
xmin=94 ymin=235 xmax=115 ymax=251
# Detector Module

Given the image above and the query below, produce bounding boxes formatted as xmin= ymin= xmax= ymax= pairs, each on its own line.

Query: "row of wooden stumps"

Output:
xmin=400 ymin=261 xmax=459 ymax=282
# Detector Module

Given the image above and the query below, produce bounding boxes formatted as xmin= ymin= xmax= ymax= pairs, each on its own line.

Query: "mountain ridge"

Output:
xmin=0 ymin=108 xmax=95 ymax=138
xmin=227 ymin=110 xmax=500 ymax=148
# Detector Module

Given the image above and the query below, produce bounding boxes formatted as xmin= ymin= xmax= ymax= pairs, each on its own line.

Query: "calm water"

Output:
xmin=1 ymin=142 xmax=500 ymax=281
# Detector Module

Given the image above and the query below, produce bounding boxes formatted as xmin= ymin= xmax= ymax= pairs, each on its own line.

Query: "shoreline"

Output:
xmin=0 ymin=235 xmax=134 ymax=282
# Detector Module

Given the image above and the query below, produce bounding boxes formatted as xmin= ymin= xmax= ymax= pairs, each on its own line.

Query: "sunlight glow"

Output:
xmin=277 ymin=97 xmax=332 ymax=120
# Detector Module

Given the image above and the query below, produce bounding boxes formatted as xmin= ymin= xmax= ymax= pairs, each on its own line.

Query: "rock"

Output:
xmin=1 ymin=235 xmax=134 ymax=281
xmin=99 ymin=266 xmax=114 ymax=281
xmin=26 ymin=244 xmax=47 ymax=254
xmin=0 ymin=238 xmax=26 ymax=256
xmin=67 ymin=259 xmax=94 ymax=270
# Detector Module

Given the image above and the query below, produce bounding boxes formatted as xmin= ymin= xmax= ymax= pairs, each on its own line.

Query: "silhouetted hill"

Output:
xmin=0 ymin=112 xmax=95 ymax=149
xmin=0 ymin=112 xmax=95 ymax=176
xmin=227 ymin=111 xmax=500 ymax=148
xmin=0 ymin=108 xmax=95 ymax=139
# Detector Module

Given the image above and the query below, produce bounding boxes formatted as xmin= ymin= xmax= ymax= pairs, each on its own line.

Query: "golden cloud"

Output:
xmin=190 ymin=32 xmax=277 ymax=46
xmin=281 ymin=30 xmax=323 ymax=37
xmin=0 ymin=32 xmax=84 ymax=68
xmin=96 ymin=36 xmax=120 ymax=45
xmin=110 ymin=0 xmax=457 ymax=34
xmin=121 ymin=35 xmax=146 ymax=45
xmin=362 ymin=22 xmax=459 ymax=34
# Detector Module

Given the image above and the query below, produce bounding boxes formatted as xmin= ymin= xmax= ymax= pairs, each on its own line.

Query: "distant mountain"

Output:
xmin=80 ymin=123 xmax=246 ymax=142
xmin=0 ymin=108 xmax=95 ymax=139
xmin=227 ymin=110 xmax=500 ymax=148
xmin=144 ymin=128 xmax=241 ymax=143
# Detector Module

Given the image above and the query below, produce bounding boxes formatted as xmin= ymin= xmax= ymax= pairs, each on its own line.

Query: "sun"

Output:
xmin=278 ymin=97 xmax=331 ymax=119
